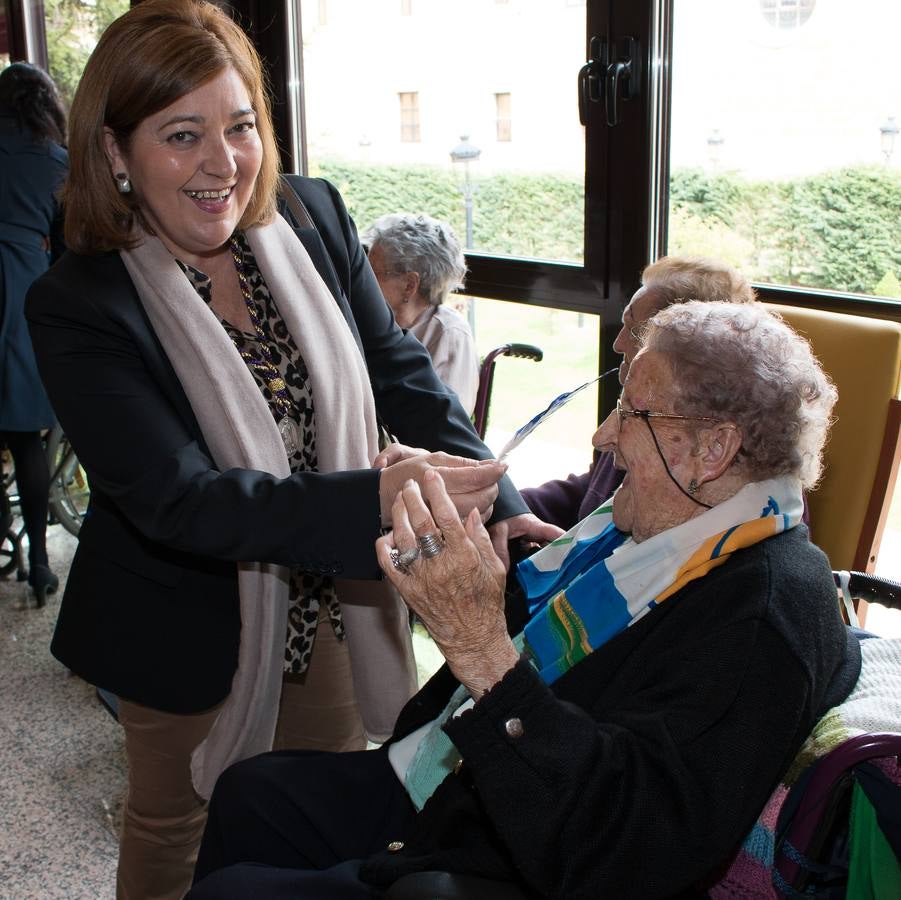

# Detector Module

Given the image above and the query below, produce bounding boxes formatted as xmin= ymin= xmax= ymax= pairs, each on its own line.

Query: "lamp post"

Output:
xmin=706 ymin=128 xmax=724 ymax=170
xmin=879 ymin=116 xmax=898 ymax=164
xmin=449 ymin=135 xmax=481 ymax=250
xmin=449 ymin=135 xmax=481 ymax=334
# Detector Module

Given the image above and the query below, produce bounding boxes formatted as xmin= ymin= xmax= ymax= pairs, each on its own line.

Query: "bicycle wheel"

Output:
xmin=46 ymin=427 xmax=90 ymax=537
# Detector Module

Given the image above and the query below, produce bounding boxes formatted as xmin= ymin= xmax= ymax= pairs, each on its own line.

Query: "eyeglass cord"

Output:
xmin=641 ymin=417 xmax=712 ymax=509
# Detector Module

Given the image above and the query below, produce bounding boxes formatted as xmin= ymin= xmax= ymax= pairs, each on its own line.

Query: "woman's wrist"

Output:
xmin=448 ymin=635 xmax=521 ymax=701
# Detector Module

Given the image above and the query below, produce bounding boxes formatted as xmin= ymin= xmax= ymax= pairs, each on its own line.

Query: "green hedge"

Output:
xmin=315 ymin=160 xmax=583 ymax=262
xmin=315 ymin=158 xmax=900 ymax=298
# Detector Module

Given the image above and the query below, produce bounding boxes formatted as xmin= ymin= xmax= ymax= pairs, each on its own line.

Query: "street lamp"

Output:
xmin=879 ymin=116 xmax=899 ymax=164
xmin=449 ymin=136 xmax=481 ymax=336
xmin=449 ymin=135 xmax=481 ymax=250
xmin=706 ymin=128 xmax=724 ymax=169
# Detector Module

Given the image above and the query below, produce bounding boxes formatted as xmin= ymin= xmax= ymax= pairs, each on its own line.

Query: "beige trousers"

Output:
xmin=116 ymin=612 xmax=365 ymax=900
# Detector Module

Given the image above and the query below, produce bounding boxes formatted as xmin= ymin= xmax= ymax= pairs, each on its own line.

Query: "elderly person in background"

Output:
xmin=522 ymin=254 xmax=756 ymax=530
xmin=364 ymin=213 xmax=480 ymax=415
xmin=24 ymin=2 xmax=556 ymax=897
xmin=188 ymin=301 xmax=859 ymax=900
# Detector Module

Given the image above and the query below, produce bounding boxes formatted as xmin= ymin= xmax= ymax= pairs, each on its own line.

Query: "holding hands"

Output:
xmin=376 ymin=470 xmax=521 ymax=699
xmin=377 ymin=446 xmax=506 ymax=528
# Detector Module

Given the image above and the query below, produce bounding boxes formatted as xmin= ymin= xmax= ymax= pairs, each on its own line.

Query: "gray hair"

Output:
xmin=642 ymin=301 xmax=836 ymax=489
xmin=362 ymin=213 xmax=467 ymax=306
xmin=641 ymin=255 xmax=756 ymax=306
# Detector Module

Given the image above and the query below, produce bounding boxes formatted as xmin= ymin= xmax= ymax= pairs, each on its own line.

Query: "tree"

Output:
xmin=44 ymin=0 xmax=129 ymax=109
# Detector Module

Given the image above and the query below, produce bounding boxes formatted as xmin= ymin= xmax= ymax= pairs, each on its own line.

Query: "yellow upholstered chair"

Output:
xmin=768 ymin=304 xmax=901 ymax=577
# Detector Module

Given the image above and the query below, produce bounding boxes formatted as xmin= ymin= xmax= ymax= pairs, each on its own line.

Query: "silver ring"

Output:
xmin=390 ymin=546 xmax=420 ymax=574
xmin=417 ymin=532 xmax=444 ymax=559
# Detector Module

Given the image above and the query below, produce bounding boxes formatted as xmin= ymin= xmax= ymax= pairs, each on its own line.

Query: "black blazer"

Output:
xmin=26 ymin=176 xmax=528 ymax=713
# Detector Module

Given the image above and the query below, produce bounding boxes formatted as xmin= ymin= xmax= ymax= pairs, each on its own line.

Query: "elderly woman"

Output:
xmin=188 ymin=301 xmax=861 ymax=900
xmin=364 ymin=213 xmax=480 ymax=415
xmin=0 ymin=63 xmax=68 ymax=604
xmin=24 ymin=2 xmax=555 ymax=897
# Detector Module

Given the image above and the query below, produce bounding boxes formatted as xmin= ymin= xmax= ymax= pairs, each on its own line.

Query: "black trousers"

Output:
xmin=188 ymin=748 xmax=417 ymax=899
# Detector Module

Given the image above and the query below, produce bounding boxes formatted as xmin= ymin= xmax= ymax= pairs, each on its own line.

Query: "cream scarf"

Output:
xmin=121 ymin=215 xmax=412 ymax=798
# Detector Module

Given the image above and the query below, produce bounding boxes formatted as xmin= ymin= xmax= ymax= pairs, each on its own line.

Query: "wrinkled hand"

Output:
xmin=372 ymin=441 xmax=427 ymax=469
xmin=376 ymin=470 xmax=520 ymax=698
xmin=488 ymin=513 xmax=565 ymax=571
xmin=378 ymin=451 xmax=505 ymax=528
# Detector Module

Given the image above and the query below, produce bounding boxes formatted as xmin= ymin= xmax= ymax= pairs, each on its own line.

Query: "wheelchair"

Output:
xmin=1 ymin=424 xmax=89 ymax=581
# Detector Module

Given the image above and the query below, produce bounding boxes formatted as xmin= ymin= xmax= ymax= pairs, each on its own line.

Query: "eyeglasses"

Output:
xmin=370 ymin=268 xmax=406 ymax=280
xmin=615 ymin=399 xmax=720 ymax=428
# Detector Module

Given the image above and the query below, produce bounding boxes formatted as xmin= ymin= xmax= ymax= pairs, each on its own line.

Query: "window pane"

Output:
xmin=495 ymin=92 xmax=512 ymax=142
xmin=0 ymin=0 xmax=9 ymax=66
xmin=298 ymin=0 xmax=586 ymax=263
xmin=462 ymin=296 xmax=598 ymax=488
xmin=44 ymin=0 xmax=130 ymax=109
xmin=668 ymin=0 xmax=901 ymax=300
xmin=398 ymin=91 xmax=420 ymax=143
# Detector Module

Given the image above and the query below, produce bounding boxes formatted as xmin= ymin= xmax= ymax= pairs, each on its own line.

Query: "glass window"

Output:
xmin=298 ymin=0 xmax=586 ymax=263
xmin=464 ymin=296 xmax=599 ymax=488
xmin=44 ymin=0 xmax=129 ymax=109
xmin=398 ymin=91 xmax=420 ymax=143
xmin=0 ymin=0 xmax=9 ymax=67
xmin=495 ymin=92 xmax=511 ymax=142
xmin=668 ymin=0 xmax=900 ymax=301
xmin=759 ymin=0 xmax=816 ymax=29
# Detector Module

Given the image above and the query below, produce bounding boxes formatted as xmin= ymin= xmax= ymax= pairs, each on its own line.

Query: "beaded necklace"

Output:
xmin=228 ymin=236 xmax=300 ymax=455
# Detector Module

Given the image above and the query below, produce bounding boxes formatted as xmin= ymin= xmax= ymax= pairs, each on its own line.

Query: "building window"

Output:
xmin=398 ymin=92 xmax=420 ymax=142
xmin=495 ymin=92 xmax=512 ymax=142
xmin=401 ymin=0 xmax=412 ymax=16
xmin=760 ymin=0 xmax=816 ymax=29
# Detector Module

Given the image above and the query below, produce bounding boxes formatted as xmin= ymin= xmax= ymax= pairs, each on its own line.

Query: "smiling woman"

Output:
xmin=21 ymin=1 xmax=551 ymax=898
xmin=101 ymin=69 xmax=262 ymax=265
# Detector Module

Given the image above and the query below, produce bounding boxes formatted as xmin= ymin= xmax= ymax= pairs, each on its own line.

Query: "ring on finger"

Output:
xmin=390 ymin=546 xmax=421 ymax=574
xmin=417 ymin=532 xmax=444 ymax=559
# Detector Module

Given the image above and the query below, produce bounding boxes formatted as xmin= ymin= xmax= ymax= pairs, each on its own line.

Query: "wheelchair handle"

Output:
xmin=844 ymin=570 xmax=901 ymax=610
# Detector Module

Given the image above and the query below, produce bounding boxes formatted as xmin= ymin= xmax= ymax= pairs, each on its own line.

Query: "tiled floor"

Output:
xmin=1 ymin=509 xmax=899 ymax=899
xmin=0 ymin=524 xmax=124 ymax=900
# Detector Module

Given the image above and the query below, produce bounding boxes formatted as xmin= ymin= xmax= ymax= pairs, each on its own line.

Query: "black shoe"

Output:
xmin=28 ymin=564 xmax=59 ymax=608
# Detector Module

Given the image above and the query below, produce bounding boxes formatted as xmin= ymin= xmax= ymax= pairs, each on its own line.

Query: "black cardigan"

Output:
xmin=361 ymin=526 xmax=860 ymax=899
xmin=25 ymin=176 xmax=528 ymax=714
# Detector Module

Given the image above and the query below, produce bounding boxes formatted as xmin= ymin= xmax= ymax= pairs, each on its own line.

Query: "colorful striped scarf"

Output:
xmin=400 ymin=476 xmax=803 ymax=810
xmin=517 ymin=476 xmax=804 ymax=684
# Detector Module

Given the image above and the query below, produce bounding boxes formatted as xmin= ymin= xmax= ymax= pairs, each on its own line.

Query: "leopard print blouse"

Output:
xmin=177 ymin=231 xmax=343 ymax=674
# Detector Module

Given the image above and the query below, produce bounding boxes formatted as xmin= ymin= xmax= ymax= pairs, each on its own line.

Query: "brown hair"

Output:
xmin=64 ymin=0 xmax=279 ymax=253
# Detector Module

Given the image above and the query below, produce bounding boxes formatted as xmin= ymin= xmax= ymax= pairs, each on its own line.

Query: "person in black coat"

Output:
xmin=0 ymin=62 xmax=68 ymax=604
xmin=24 ymin=2 xmax=556 ymax=898
xmin=188 ymin=302 xmax=860 ymax=900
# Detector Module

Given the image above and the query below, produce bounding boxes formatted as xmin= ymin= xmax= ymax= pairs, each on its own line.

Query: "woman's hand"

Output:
xmin=376 ymin=470 xmax=520 ymax=699
xmin=378 ymin=452 xmax=505 ymax=528
xmin=372 ymin=441 xmax=426 ymax=468
xmin=487 ymin=514 xmax=565 ymax=571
